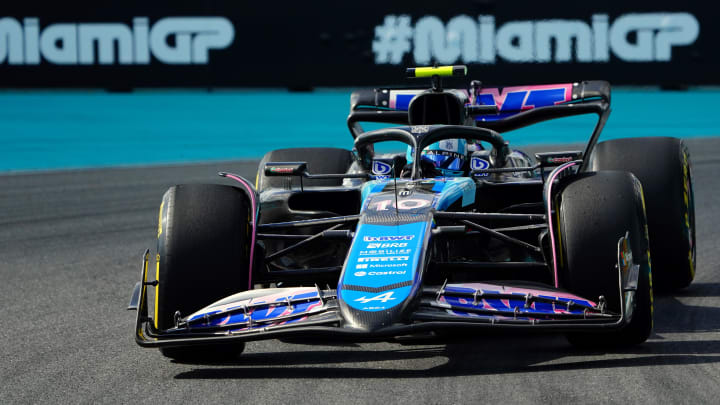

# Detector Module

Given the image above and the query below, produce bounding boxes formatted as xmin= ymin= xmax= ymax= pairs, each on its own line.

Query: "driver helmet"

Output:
xmin=406 ymin=139 xmax=468 ymax=177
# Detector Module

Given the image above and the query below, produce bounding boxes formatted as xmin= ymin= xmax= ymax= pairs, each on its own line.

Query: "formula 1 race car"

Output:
xmin=129 ymin=65 xmax=695 ymax=359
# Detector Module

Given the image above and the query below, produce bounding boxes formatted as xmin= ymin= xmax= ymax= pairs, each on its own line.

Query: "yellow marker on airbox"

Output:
xmin=406 ymin=65 xmax=467 ymax=78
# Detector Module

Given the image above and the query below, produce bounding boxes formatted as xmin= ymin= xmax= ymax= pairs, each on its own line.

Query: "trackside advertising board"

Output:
xmin=1 ymin=1 xmax=717 ymax=87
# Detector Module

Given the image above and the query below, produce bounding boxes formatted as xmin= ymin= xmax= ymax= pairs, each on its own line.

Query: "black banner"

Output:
xmin=1 ymin=1 xmax=718 ymax=88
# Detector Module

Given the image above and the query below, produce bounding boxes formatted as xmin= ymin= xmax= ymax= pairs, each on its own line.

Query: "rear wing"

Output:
xmin=347 ymin=80 xmax=611 ymax=170
xmin=348 ymin=81 xmax=609 ymax=131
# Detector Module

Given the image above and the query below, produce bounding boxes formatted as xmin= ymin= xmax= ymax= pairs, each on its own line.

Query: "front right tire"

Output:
xmin=557 ymin=171 xmax=653 ymax=347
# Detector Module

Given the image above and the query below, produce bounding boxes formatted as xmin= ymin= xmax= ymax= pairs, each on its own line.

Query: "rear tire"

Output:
xmin=155 ymin=184 xmax=251 ymax=359
xmin=256 ymin=147 xmax=353 ymax=192
xmin=557 ymin=171 xmax=653 ymax=347
xmin=588 ymin=137 xmax=695 ymax=291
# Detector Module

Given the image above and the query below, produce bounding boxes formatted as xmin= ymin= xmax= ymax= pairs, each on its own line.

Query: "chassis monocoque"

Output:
xmin=130 ymin=66 xmax=696 ymax=358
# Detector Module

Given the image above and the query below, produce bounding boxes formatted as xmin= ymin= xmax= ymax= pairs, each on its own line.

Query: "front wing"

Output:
xmin=130 ymin=234 xmax=637 ymax=348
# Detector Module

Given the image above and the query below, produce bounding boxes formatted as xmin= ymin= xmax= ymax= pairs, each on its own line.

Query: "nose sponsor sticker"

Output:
xmin=341 ymin=222 xmax=427 ymax=311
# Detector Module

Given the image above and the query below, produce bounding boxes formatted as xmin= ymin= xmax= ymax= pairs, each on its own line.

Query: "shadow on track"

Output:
xmin=653 ymin=282 xmax=720 ymax=333
xmin=662 ymin=282 xmax=720 ymax=298
xmin=172 ymin=340 xmax=720 ymax=379
xmin=173 ymin=282 xmax=720 ymax=380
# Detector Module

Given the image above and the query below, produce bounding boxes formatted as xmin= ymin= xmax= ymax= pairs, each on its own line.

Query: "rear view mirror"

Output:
xmin=264 ymin=162 xmax=308 ymax=177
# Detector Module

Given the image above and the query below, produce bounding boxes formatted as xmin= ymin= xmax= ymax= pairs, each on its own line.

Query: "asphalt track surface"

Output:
xmin=1 ymin=139 xmax=719 ymax=404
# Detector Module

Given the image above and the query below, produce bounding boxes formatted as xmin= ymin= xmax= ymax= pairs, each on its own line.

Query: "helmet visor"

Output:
xmin=421 ymin=150 xmax=465 ymax=170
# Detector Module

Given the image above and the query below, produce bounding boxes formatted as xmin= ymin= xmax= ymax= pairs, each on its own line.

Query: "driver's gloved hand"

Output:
xmin=400 ymin=164 xmax=413 ymax=178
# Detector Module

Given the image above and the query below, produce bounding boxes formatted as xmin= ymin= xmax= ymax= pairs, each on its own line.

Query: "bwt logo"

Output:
xmin=372 ymin=13 xmax=699 ymax=64
xmin=363 ymin=235 xmax=415 ymax=242
xmin=0 ymin=17 xmax=234 ymax=65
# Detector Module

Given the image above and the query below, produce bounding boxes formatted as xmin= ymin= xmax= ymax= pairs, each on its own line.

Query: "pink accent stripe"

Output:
xmin=224 ymin=173 xmax=258 ymax=291
xmin=546 ymin=162 xmax=578 ymax=288
xmin=203 ymin=287 xmax=316 ymax=312
xmin=450 ymin=282 xmax=595 ymax=305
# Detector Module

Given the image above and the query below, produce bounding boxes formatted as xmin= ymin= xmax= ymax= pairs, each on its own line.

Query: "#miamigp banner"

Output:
xmin=1 ymin=1 xmax=716 ymax=88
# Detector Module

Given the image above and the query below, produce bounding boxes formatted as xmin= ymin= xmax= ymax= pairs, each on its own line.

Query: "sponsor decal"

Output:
xmin=353 ymin=270 xmax=407 ymax=276
xmin=548 ymin=156 xmax=573 ymax=163
xmin=390 ymin=86 xmax=572 ymax=115
xmin=470 ymin=157 xmax=490 ymax=170
xmin=1 ymin=17 xmax=234 ymax=65
xmin=410 ymin=125 xmax=430 ymax=133
xmin=363 ymin=235 xmax=415 ymax=242
xmin=360 ymin=249 xmax=412 ymax=256
xmin=442 ymin=139 xmax=458 ymax=150
xmin=477 ymin=85 xmax=571 ymax=112
xmin=269 ymin=166 xmax=295 ymax=173
xmin=620 ymin=237 xmax=633 ymax=273
xmin=424 ymin=149 xmax=464 ymax=158
xmin=372 ymin=13 xmax=699 ymax=65
xmin=341 ymin=222 xmax=425 ymax=312
xmin=372 ymin=160 xmax=392 ymax=175
xmin=470 ymin=157 xmax=490 ymax=177
xmin=357 ymin=256 xmax=410 ymax=262
xmin=370 ymin=270 xmax=406 ymax=275
xmin=367 ymin=242 xmax=408 ymax=249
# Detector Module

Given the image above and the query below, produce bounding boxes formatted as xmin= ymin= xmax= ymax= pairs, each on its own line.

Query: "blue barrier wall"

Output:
xmin=1 ymin=89 xmax=717 ymax=172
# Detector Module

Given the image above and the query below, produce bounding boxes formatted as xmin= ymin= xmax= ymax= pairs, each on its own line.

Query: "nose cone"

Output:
xmin=338 ymin=284 xmax=415 ymax=330
xmin=337 ymin=220 xmax=429 ymax=331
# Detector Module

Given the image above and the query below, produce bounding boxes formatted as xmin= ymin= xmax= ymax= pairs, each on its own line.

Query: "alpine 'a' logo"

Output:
xmin=354 ymin=291 xmax=397 ymax=304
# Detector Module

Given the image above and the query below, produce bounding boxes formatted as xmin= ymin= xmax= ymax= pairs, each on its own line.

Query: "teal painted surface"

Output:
xmin=0 ymin=89 xmax=718 ymax=171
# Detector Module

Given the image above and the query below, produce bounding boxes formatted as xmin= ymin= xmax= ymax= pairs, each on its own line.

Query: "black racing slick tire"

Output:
xmin=256 ymin=147 xmax=353 ymax=192
xmin=557 ymin=171 xmax=653 ymax=347
xmin=588 ymin=137 xmax=695 ymax=291
xmin=155 ymin=184 xmax=251 ymax=359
